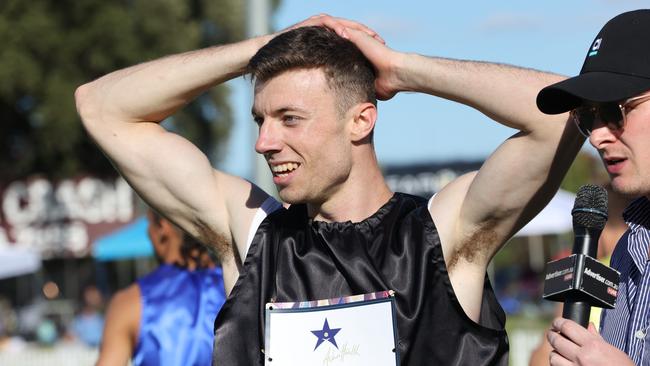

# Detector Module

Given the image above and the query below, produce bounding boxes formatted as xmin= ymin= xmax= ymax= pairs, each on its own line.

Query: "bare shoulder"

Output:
xmin=214 ymin=171 xmax=276 ymax=257
xmin=111 ymin=284 xmax=140 ymax=306
xmin=105 ymin=284 xmax=140 ymax=329
xmin=106 ymin=284 xmax=141 ymax=343
xmin=429 ymin=171 xmax=490 ymax=323
xmin=429 ymin=171 xmax=477 ymax=263
xmin=195 ymin=171 xmax=278 ymax=294
xmin=97 ymin=284 xmax=141 ymax=366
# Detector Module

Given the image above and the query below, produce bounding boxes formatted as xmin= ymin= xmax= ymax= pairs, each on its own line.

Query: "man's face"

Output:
xmin=252 ymin=68 xmax=353 ymax=204
xmin=589 ymin=93 xmax=650 ymax=197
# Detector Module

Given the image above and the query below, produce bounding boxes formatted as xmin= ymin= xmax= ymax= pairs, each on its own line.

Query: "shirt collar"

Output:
xmin=623 ymin=197 xmax=650 ymax=271
xmin=623 ymin=197 xmax=650 ymax=232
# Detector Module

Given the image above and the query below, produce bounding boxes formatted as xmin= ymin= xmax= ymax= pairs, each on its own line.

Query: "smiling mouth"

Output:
xmin=605 ymin=158 xmax=624 ymax=166
xmin=271 ymin=162 xmax=300 ymax=177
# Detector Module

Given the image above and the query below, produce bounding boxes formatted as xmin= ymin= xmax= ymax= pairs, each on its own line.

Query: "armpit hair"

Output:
xmin=195 ymin=219 xmax=232 ymax=263
xmin=447 ymin=218 xmax=499 ymax=271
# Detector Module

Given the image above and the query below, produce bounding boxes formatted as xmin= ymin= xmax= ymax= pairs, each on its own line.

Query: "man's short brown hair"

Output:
xmin=247 ymin=26 xmax=377 ymax=114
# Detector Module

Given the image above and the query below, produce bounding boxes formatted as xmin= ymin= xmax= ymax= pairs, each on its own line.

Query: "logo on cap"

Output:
xmin=588 ymin=38 xmax=602 ymax=57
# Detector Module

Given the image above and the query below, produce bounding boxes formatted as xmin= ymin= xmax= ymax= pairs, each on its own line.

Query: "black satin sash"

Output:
xmin=213 ymin=193 xmax=508 ymax=365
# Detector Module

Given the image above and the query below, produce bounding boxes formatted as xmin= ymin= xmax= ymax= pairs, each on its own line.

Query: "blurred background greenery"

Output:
xmin=0 ymin=0 xmax=264 ymax=181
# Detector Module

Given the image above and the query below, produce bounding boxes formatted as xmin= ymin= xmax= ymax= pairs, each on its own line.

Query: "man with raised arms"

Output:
xmin=76 ymin=15 xmax=582 ymax=365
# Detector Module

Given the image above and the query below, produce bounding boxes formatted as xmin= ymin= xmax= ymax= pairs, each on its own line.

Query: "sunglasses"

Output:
xmin=570 ymin=93 xmax=650 ymax=137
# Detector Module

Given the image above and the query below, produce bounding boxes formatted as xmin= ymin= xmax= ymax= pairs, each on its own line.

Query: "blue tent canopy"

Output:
xmin=92 ymin=216 xmax=153 ymax=261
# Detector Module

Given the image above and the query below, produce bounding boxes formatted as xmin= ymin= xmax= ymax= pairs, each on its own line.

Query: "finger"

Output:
xmin=547 ymin=329 xmax=581 ymax=362
xmin=587 ymin=322 xmax=599 ymax=335
xmin=300 ymin=15 xmax=385 ymax=44
xmin=552 ymin=317 xmax=593 ymax=346
xmin=329 ymin=18 xmax=385 ymax=44
xmin=284 ymin=14 xmax=330 ymax=31
xmin=549 ymin=350 xmax=574 ymax=366
xmin=343 ymin=27 xmax=374 ymax=42
xmin=343 ymin=27 xmax=387 ymax=51
xmin=340 ymin=28 xmax=377 ymax=56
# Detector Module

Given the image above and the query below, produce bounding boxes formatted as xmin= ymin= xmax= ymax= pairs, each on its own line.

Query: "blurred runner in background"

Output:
xmin=96 ymin=210 xmax=226 ymax=366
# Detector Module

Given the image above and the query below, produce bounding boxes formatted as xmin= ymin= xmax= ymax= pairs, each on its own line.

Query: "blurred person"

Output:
xmin=96 ymin=210 xmax=226 ymax=366
xmin=35 ymin=317 xmax=58 ymax=346
xmin=536 ymin=9 xmax=650 ymax=366
xmin=0 ymin=296 xmax=26 ymax=353
xmin=75 ymin=14 xmax=583 ymax=365
xmin=528 ymin=184 xmax=633 ymax=366
xmin=69 ymin=284 xmax=105 ymax=347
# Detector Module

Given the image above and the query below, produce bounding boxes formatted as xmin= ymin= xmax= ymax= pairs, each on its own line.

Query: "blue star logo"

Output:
xmin=311 ymin=318 xmax=341 ymax=350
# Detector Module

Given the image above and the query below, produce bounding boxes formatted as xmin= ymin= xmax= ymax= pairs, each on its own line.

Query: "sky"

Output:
xmin=220 ymin=0 xmax=648 ymax=180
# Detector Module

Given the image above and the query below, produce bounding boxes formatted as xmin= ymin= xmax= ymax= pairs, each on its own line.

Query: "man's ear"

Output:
xmin=349 ymin=102 xmax=377 ymax=142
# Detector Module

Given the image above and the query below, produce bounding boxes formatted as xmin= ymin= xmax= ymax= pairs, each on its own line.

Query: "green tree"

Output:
xmin=0 ymin=0 xmax=259 ymax=181
xmin=560 ymin=150 xmax=608 ymax=194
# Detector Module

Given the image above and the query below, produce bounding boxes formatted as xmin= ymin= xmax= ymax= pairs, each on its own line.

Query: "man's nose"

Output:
xmin=255 ymin=121 xmax=281 ymax=155
xmin=589 ymin=120 xmax=617 ymax=148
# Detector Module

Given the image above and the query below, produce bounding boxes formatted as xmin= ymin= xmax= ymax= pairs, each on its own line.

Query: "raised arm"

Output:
xmin=75 ymin=15 xmax=383 ymax=292
xmin=405 ymin=57 xmax=583 ymax=258
xmin=345 ymin=27 xmax=584 ymax=319
xmin=74 ymin=35 xmax=271 ymax=271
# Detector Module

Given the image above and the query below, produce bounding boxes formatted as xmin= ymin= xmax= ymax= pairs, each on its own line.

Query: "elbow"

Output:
xmin=74 ymin=82 xmax=101 ymax=130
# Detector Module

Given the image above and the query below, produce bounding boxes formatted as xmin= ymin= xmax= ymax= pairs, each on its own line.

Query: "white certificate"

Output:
xmin=264 ymin=290 xmax=399 ymax=366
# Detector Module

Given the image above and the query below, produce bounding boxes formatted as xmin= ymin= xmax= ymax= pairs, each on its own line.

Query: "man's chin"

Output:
xmin=279 ymin=196 xmax=306 ymax=205
xmin=278 ymin=189 xmax=307 ymax=205
xmin=611 ymin=179 xmax=648 ymax=198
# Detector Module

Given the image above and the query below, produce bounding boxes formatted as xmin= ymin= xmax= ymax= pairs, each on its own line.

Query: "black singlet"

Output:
xmin=213 ymin=193 xmax=508 ymax=365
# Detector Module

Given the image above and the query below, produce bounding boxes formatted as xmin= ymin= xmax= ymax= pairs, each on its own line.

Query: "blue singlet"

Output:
xmin=132 ymin=264 xmax=226 ymax=366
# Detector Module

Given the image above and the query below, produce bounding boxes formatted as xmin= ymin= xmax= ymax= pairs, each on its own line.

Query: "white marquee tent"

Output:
xmin=514 ymin=189 xmax=576 ymax=271
xmin=515 ymin=189 xmax=575 ymax=237
xmin=0 ymin=245 xmax=42 ymax=280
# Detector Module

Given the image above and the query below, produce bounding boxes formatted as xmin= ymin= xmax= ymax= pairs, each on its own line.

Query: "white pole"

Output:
xmin=528 ymin=235 xmax=546 ymax=272
xmin=247 ymin=0 xmax=277 ymax=196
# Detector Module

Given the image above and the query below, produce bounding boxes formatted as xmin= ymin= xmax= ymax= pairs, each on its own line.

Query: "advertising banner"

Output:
xmin=0 ymin=176 xmax=136 ymax=258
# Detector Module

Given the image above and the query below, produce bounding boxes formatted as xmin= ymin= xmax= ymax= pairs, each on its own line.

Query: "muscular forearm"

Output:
xmin=394 ymin=53 xmax=568 ymax=132
xmin=76 ymin=35 xmax=271 ymax=125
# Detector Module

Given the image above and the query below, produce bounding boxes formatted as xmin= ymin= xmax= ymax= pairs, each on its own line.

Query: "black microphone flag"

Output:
xmin=542 ymin=184 xmax=620 ymax=327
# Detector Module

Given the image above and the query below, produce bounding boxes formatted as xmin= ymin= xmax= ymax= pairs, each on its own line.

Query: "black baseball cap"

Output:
xmin=537 ymin=9 xmax=650 ymax=114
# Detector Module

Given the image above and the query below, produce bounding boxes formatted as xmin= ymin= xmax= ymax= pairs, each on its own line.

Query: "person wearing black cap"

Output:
xmin=76 ymin=14 xmax=583 ymax=365
xmin=537 ymin=9 xmax=650 ymax=366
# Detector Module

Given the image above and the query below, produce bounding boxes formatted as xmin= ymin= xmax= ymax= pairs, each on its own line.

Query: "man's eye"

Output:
xmin=253 ymin=117 xmax=263 ymax=126
xmin=283 ymin=115 xmax=299 ymax=124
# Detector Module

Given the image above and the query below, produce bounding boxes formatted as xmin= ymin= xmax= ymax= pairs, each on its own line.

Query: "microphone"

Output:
xmin=543 ymin=184 xmax=620 ymax=327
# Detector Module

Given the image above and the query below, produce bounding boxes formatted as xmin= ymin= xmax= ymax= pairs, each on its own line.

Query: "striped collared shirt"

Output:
xmin=601 ymin=197 xmax=650 ymax=365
